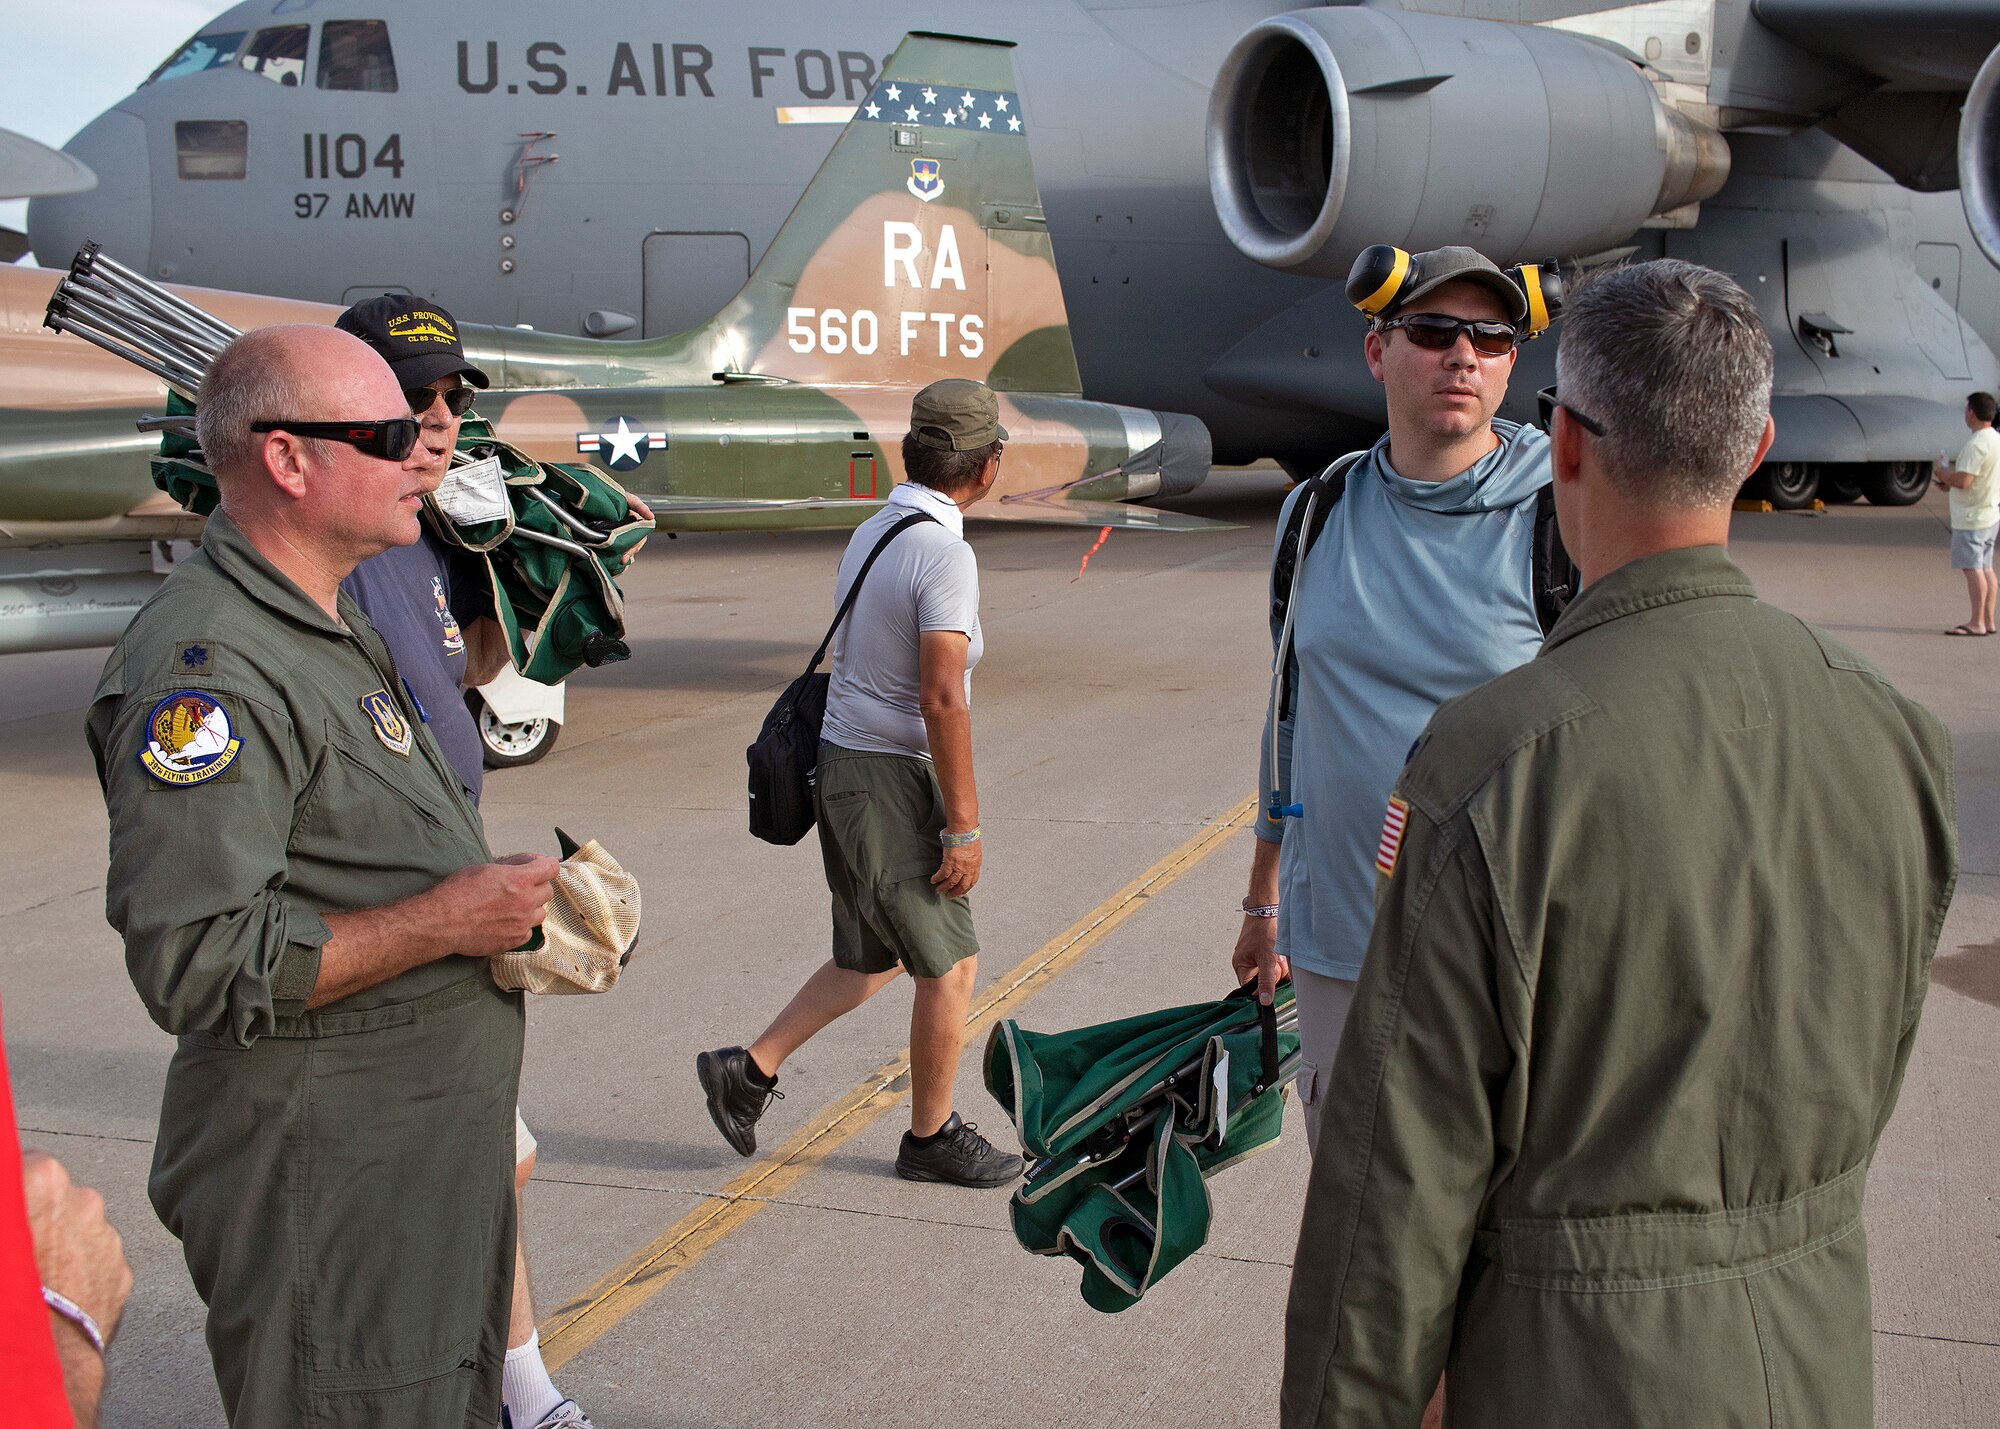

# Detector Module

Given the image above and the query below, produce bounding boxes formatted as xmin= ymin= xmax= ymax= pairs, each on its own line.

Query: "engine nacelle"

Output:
xmin=1207 ymin=7 xmax=1730 ymax=277
xmin=1962 ymin=43 xmax=2000 ymax=269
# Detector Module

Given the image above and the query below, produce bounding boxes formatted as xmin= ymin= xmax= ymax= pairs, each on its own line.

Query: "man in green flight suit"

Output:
xmin=1281 ymin=260 xmax=1957 ymax=1428
xmin=85 ymin=324 xmax=560 ymax=1427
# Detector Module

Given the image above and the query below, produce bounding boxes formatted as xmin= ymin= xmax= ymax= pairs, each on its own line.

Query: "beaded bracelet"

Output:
xmin=43 ymin=1285 xmax=105 ymax=1355
xmin=940 ymin=826 xmax=981 ymax=848
xmin=1241 ymin=901 xmax=1280 ymax=919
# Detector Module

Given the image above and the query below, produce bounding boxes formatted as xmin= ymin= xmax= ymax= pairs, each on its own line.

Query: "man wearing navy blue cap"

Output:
xmin=335 ymin=295 xmax=592 ymax=1429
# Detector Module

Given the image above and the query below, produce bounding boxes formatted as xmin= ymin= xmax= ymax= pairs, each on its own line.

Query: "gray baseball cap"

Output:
xmin=909 ymin=378 xmax=1009 ymax=451
xmin=1392 ymin=246 xmax=1529 ymax=326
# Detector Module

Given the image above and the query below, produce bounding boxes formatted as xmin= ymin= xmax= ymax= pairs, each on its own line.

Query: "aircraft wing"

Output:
xmin=631 ymin=492 xmax=1231 ymax=533
xmin=975 ymin=495 xmax=1232 ymax=532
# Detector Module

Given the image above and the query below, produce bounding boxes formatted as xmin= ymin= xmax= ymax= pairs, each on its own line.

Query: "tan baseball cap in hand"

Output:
xmin=488 ymin=832 xmax=641 ymax=996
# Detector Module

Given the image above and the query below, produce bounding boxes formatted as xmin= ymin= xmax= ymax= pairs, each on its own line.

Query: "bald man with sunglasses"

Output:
xmin=1235 ymin=247 xmax=1567 ymax=1167
xmin=86 ymin=323 xmax=559 ymax=1427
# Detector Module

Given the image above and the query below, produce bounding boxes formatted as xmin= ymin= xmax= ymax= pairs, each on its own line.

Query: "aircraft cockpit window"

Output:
xmin=239 ymin=26 xmax=309 ymax=87
xmin=145 ymin=31 xmax=246 ymax=85
xmin=176 ymin=121 xmax=249 ymax=182
xmin=317 ymin=21 xmax=399 ymax=93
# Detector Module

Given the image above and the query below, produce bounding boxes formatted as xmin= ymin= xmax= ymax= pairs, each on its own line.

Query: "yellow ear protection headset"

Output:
xmin=1344 ymin=244 xmax=1565 ymax=339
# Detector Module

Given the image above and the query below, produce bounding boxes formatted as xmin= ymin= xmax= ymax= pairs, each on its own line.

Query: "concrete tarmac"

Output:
xmin=1 ymin=471 xmax=1994 ymax=1426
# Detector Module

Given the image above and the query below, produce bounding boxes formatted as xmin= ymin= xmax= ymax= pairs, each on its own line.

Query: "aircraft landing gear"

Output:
xmin=468 ymin=690 xmax=561 ymax=768
xmin=1858 ymin=461 xmax=1929 ymax=507
xmin=1758 ymin=461 xmax=1821 ymax=510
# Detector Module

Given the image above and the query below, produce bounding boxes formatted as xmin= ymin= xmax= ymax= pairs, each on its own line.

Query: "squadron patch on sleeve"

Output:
xmin=1375 ymin=795 xmax=1410 ymax=877
xmin=359 ymin=688 xmax=413 ymax=757
xmin=138 ymin=690 xmax=242 ymax=786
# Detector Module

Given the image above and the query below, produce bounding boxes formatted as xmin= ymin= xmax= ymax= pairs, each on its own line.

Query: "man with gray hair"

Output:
xmin=86 ymin=324 xmax=559 ymax=1426
xmin=1281 ymin=260 xmax=1956 ymax=1427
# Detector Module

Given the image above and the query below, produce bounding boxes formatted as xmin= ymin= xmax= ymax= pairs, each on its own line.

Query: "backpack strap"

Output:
xmin=1530 ymin=483 xmax=1578 ymax=634
xmin=1272 ymin=452 xmax=1365 ymax=723
xmin=801 ymin=510 xmax=936 ymax=676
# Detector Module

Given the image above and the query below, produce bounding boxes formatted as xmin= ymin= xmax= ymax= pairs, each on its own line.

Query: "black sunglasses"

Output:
xmin=1377 ymin=312 xmax=1521 ymax=356
xmin=1535 ymin=385 xmax=1607 ymax=437
xmin=250 ymin=417 xmax=421 ymax=462
xmin=406 ymin=384 xmax=477 ymax=418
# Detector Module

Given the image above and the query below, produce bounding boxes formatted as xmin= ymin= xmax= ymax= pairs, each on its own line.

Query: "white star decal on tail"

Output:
xmin=921 ymin=86 xmax=938 ymax=105
xmin=994 ymin=95 xmax=1009 ymax=112
xmin=1007 ymin=114 xmax=1022 ymax=132
xmin=905 ymin=106 xmax=919 ymax=121
xmin=961 ymin=91 xmax=976 ymax=109
xmin=864 ymin=102 xmax=881 ymax=119
xmin=977 ymin=112 xmax=992 ymax=128
xmin=885 ymin=84 xmax=901 ymax=101
xmin=942 ymin=109 xmax=957 ymax=125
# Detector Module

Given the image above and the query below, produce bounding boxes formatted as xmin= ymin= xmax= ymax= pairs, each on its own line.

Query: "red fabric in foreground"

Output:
xmin=0 ymin=1001 xmax=73 ymax=1426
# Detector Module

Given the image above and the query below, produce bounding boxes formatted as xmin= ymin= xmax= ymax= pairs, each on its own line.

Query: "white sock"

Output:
xmin=502 ymin=1330 xmax=565 ymax=1428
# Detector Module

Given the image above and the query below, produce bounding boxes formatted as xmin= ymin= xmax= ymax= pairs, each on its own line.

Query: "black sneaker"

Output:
xmin=696 ymin=1046 xmax=782 ymax=1157
xmin=894 ymin=1112 xmax=1025 ymax=1187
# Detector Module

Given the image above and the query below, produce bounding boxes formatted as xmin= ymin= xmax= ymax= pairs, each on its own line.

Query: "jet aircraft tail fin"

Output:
xmin=677 ymin=32 xmax=1084 ymax=396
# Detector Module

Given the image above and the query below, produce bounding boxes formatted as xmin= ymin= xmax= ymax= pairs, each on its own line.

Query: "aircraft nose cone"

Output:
xmin=28 ymin=109 xmax=151 ymax=270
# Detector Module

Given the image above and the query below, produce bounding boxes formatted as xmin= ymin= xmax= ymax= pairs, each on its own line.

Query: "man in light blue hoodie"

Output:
xmin=1233 ymin=246 xmax=1560 ymax=1155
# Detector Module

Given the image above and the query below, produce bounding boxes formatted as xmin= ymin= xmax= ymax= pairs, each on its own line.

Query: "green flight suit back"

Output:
xmin=1282 ymin=546 xmax=1956 ymax=1429
xmin=86 ymin=512 xmax=523 ymax=1428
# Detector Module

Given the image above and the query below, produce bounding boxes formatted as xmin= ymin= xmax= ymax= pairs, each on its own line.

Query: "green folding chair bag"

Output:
xmin=985 ymin=980 xmax=1300 ymax=1312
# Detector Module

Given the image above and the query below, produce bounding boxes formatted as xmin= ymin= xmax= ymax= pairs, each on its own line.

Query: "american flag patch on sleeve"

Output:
xmin=1376 ymin=795 xmax=1410 ymax=876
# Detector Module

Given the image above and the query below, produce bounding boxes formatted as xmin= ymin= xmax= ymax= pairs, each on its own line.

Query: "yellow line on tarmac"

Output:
xmin=539 ymin=792 xmax=1258 ymax=1371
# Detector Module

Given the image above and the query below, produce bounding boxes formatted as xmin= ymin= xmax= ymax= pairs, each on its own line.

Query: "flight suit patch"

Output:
xmin=138 ymin=690 xmax=242 ymax=787
xmin=359 ymin=688 xmax=413 ymax=757
xmin=1375 ymin=795 xmax=1409 ymax=877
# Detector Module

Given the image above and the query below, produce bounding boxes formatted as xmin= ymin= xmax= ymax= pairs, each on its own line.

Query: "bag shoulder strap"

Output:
xmin=1272 ymin=451 xmax=1365 ymax=722
xmin=1530 ymin=482 xmax=1578 ymax=634
xmin=802 ymin=510 xmax=938 ymax=675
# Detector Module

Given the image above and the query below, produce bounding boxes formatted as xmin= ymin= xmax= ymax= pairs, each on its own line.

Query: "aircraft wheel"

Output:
xmin=468 ymin=691 xmax=561 ymax=769
xmin=1859 ymin=461 xmax=1930 ymax=507
xmin=1761 ymin=461 xmax=1821 ymax=510
xmin=1819 ymin=469 xmax=1863 ymax=504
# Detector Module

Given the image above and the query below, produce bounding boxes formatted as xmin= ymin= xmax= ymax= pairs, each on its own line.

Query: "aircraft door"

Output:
xmin=1914 ymin=242 xmax=1971 ymax=380
xmin=644 ymin=232 xmax=751 ymax=337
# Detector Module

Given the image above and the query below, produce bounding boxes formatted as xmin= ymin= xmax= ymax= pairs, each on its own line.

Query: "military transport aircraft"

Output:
xmin=26 ymin=0 xmax=2000 ymax=510
xmin=1 ymin=31 xmax=1215 ymax=661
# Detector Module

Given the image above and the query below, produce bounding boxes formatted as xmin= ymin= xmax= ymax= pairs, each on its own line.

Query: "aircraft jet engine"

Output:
xmin=1206 ymin=7 xmax=1731 ymax=275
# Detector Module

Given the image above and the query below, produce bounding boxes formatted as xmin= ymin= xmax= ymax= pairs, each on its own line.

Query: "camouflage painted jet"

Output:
xmin=0 ymin=31 xmax=1216 ymax=657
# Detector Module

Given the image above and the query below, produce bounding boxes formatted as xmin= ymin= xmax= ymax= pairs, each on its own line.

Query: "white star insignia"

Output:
xmin=942 ymin=109 xmax=957 ymax=125
xmin=885 ymin=84 xmax=901 ymax=101
xmin=977 ymin=112 xmax=992 ymax=129
xmin=603 ymin=417 xmax=643 ymax=467
xmin=961 ymin=91 xmax=976 ymax=109
xmin=905 ymin=105 xmax=919 ymax=121
xmin=864 ymin=102 xmax=881 ymax=119
xmin=994 ymin=95 xmax=1009 ymax=112
xmin=1007 ymin=114 xmax=1022 ymax=132
xmin=921 ymin=86 xmax=938 ymax=105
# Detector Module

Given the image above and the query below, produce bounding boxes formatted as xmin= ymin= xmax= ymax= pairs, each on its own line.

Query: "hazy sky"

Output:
xmin=0 ymin=0 xmax=232 ymax=255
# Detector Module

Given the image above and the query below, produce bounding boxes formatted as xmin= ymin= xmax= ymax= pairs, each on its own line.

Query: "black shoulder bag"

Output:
xmin=746 ymin=511 xmax=936 ymax=845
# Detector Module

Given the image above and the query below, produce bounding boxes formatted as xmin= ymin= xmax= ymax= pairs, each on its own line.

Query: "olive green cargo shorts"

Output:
xmin=814 ymin=743 xmax=979 ymax=979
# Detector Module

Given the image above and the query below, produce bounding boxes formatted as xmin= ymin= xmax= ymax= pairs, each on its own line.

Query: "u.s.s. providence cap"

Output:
xmin=335 ymin=295 xmax=491 ymax=390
